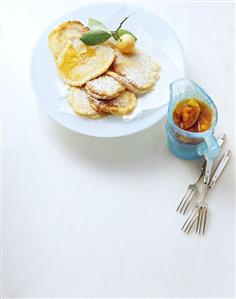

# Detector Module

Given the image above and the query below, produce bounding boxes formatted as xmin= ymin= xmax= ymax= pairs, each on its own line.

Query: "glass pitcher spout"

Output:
xmin=169 ymin=78 xmax=199 ymax=104
xmin=169 ymin=78 xmax=213 ymax=108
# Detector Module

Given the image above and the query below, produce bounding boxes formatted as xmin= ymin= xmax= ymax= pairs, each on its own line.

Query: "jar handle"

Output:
xmin=197 ymin=134 xmax=220 ymax=160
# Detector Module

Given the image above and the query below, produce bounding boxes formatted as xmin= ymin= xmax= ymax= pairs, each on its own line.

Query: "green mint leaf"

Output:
xmin=80 ymin=30 xmax=111 ymax=45
xmin=88 ymin=18 xmax=107 ymax=31
xmin=117 ymin=28 xmax=137 ymax=41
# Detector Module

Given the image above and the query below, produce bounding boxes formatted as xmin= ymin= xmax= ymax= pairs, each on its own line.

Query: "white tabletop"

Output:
xmin=1 ymin=1 xmax=235 ymax=297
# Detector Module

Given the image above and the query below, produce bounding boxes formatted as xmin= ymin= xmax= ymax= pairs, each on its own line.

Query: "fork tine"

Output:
xmin=197 ymin=207 xmax=203 ymax=234
xmin=176 ymin=189 xmax=191 ymax=212
xmin=181 ymin=208 xmax=195 ymax=231
xmin=202 ymin=208 xmax=208 ymax=235
xmin=186 ymin=212 xmax=198 ymax=233
xmin=182 ymin=190 xmax=196 ymax=214
xmin=196 ymin=207 xmax=201 ymax=234
xmin=181 ymin=207 xmax=198 ymax=233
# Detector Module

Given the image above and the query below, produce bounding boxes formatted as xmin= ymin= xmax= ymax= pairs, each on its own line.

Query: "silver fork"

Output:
xmin=176 ymin=166 xmax=204 ymax=214
xmin=176 ymin=133 xmax=225 ymax=214
xmin=196 ymin=150 xmax=232 ymax=235
xmin=194 ymin=156 xmax=215 ymax=234
xmin=181 ymin=184 xmax=208 ymax=234
xmin=195 ymin=184 xmax=209 ymax=234
xmin=182 ymin=150 xmax=231 ymax=234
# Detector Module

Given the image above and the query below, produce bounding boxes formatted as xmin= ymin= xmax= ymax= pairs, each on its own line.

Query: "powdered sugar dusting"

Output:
xmin=111 ymin=91 xmax=131 ymax=107
xmin=87 ymin=75 xmax=124 ymax=96
xmin=68 ymin=88 xmax=98 ymax=116
xmin=114 ymin=50 xmax=160 ymax=88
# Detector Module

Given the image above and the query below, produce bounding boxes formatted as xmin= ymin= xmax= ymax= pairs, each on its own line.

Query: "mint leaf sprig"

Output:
xmin=80 ymin=15 xmax=137 ymax=46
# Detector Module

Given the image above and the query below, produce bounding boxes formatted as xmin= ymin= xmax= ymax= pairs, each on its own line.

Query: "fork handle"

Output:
xmin=195 ymin=165 xmax=205 ymax=184
xmin=208 ymin=150 xmax=231 ymax=189
xmin=203 ymin=159 xmax=214 ymax=184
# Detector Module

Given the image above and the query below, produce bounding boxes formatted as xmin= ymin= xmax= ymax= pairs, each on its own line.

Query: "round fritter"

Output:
xmin=89 ymin=90 xmax=137 ymax=115
xmin=57 ymin=41 xmax=115 ymax=87
xmin=48 ymin=20 xmax=89 ymax=59
xmin=68 ymin=87 xmax=105 ymax=119
xmin=85 ymin=74 xmax=125 ymax=100
xmin=108 ymin=49 xmax=160 ymax=93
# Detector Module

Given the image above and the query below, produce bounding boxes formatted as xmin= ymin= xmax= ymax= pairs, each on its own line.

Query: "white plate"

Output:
xmin=30 ymin=3 xmax=186 ymax=137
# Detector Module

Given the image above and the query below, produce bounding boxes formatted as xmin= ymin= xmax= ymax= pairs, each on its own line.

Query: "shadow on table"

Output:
xmin=36 ymin=106 xmax=190 ymax=172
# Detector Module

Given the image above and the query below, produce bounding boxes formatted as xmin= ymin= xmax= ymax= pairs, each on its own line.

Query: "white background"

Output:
xmin=1 ymin=1 xmax=235 ymax=298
